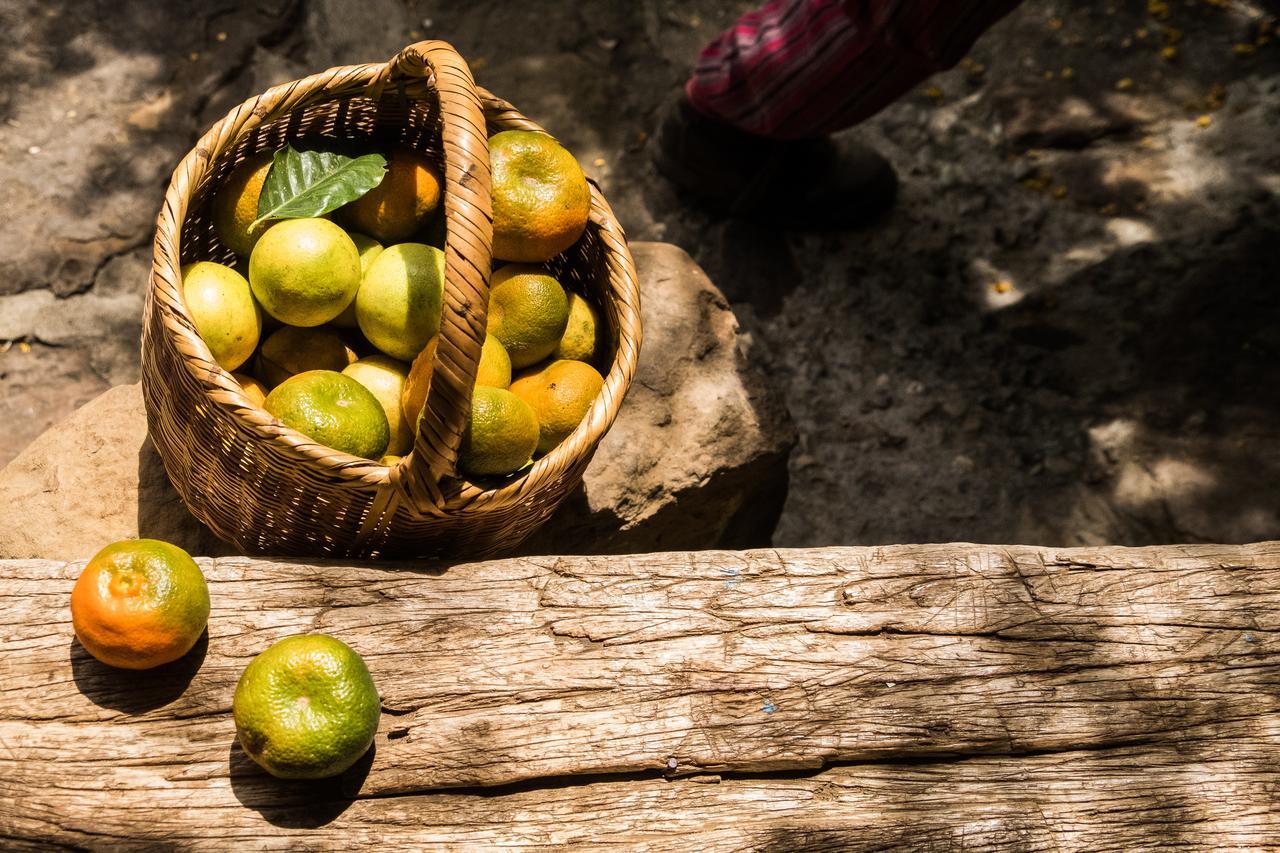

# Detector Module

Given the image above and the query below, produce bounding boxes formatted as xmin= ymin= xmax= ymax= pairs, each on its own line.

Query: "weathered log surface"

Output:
xmin=3 ymin=542 xmax=1279 ymax=849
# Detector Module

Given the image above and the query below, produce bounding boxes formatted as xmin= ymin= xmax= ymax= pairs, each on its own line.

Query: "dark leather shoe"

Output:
xmin=652 ymin=94 xmax=897 ymax=229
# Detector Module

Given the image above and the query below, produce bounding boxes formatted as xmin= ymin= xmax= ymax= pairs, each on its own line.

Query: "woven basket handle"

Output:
xmin=367 ymin=41 xmax=494 ymax=509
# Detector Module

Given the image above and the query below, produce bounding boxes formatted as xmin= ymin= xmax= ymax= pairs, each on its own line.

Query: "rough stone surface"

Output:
xmin=521 ymin=242 xmax=795 ymax=554
xmin=0 ymin=385 xmax=232 ymax=560
xmin=1 ymin=0 xmax=1277 ymax=548
xmin=0 ymin=243 xmax=794 ymax=560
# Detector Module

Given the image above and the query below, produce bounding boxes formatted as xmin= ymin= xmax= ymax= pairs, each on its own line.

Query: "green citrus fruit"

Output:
xmin=488 ymin=130 xmax=590 ymax=263
xmin=342 ymin=355 xmax=413 ymax=456
xmin=181 ymin=262 xmax=262 ymax=371
xmin=248 ymin=218 xmax=361 ymax=327
xmin=554 ymin=293 xmax=600 ymax=363
xmin=486 ymin=265 xmax=569 ymax=368
xmin=70 ymin=539 xmax=210 ymax=670
xmin=458 ymin=385 xmax=540 ymax=477
xmin=257 ymin=326 xmax=356 ymax=389
xmin=332 ymin=232 xmax=385 ymax=329
xmin=341 ymin=146 xmax=443 ymax=243
xmin=264 ymin=370 xmax=390 ymax=459
xmin=356 ymin=242 xmax=445 ymax=362
xmin=232 ymin=634 xmax=381 ymax=780
xmin=476 ymin=336 xmax=512 ymax=389
xmin=212 ymin=152 xmax=275 ymax=257
xmin=510 ymin=359 xmax=604 ymax=455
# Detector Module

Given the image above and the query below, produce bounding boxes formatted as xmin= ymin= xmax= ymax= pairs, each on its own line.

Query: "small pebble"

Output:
xmin=27 ymin=145 xmax=41 ymax=155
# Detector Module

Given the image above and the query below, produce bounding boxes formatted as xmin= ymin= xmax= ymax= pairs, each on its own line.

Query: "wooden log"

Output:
xmin=2 ymin=543 xmax=1279 ymax=848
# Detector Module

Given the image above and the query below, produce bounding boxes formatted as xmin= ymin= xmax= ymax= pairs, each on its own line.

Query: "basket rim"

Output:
xmin=147 ymin=54 xmax=641 ymax=514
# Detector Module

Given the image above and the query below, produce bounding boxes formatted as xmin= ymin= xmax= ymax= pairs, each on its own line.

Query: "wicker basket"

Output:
xmin=141 ymin=41 xmax=641 ymax=559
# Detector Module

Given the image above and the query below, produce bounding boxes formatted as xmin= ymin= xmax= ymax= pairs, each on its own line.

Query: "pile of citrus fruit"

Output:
xmin=72 ymin=538 xmax=380 ymax=779
xmin=184 ymin=130 xmax=606 ymax=478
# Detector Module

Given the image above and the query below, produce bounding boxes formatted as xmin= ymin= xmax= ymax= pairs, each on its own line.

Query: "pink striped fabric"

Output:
xmin=686 ymin=0 xmax=1023 ymax=139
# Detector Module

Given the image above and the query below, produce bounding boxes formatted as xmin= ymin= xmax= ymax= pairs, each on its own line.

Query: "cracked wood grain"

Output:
xmin=2 ymin=542 xmax=1279 ymax=848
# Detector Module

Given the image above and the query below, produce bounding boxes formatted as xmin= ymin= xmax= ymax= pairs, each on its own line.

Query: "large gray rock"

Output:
xmin=521 ymin=242 xmax=796 ymax=554
xmin=0 ymin=243 xmax=794 ymax=561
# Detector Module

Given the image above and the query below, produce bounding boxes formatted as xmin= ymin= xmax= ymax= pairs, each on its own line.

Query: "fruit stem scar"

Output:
xmin=109 ymin=572 xmax=142 ymax=597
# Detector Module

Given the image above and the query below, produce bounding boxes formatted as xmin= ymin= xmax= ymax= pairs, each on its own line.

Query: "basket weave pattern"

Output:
xmin=142 ymin=41 xmax=641 ymax=559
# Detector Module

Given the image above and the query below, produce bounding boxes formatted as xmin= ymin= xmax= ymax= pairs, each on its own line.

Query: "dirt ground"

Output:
xmin=0 ymin=0 xmax=1276 ymax=548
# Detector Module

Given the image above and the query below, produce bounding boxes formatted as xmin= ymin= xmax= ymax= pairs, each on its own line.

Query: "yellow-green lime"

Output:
xmin=332 ymin=232 xmax=384 ymax=329
xmin=249 ymin=218 xmax=361 ymax=327
xmin=476 ymin=336 xmax=512 ymax=389
xmin=356 ymin=243 xmax=445 ymax=362
xmin=232 ymin=634 xmax=381 ymax=780
xmin=554 ymin=293 xmax=599 ymax=363
xmin=342 ymin=355 xmax=412 ymax=456
xmin=181 ymin=261 xmax=262 ymax=371
xmin=509 ymin=359 xmax=604 ymax=455
xmin=212 ymin=151 xmax=274 ymax=257
xmin=458 ymin=386 xmax=540 ymax=477
xmin=264 ymin=370 xmax=390 ymax=459
xmin=257 ymin=326 xmax=356 ymax=389
xmin=486 ymin=264 xmax=568 ymax=368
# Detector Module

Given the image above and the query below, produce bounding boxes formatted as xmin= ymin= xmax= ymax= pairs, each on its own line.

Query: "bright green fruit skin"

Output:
xmin=232 ymin=634 xmax=381 ymax=780
xmin=181 ymin=261 xmax=262 ymax=371
xmin=356 ymin=242 xmax=445 ymax=362
xmin=248 ymin=218 xmax=361 ymax=327
xmin=459 ymin=386 xmax=540 ymax=476
xmin=264 ymin=370 xmax=390 ymax=459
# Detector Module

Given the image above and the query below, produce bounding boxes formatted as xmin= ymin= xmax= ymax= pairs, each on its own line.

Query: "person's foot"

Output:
xmin=651 ymin=94 xmax=897 ymax=230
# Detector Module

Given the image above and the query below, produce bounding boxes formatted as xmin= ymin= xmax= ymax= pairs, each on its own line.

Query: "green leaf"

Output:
xmin=251 ymin=145 xmax=387 ymax=228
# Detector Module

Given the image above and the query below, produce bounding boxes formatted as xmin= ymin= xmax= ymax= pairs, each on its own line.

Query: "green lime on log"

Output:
xmin=233 ymin=634 xmax=381 ymax=780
